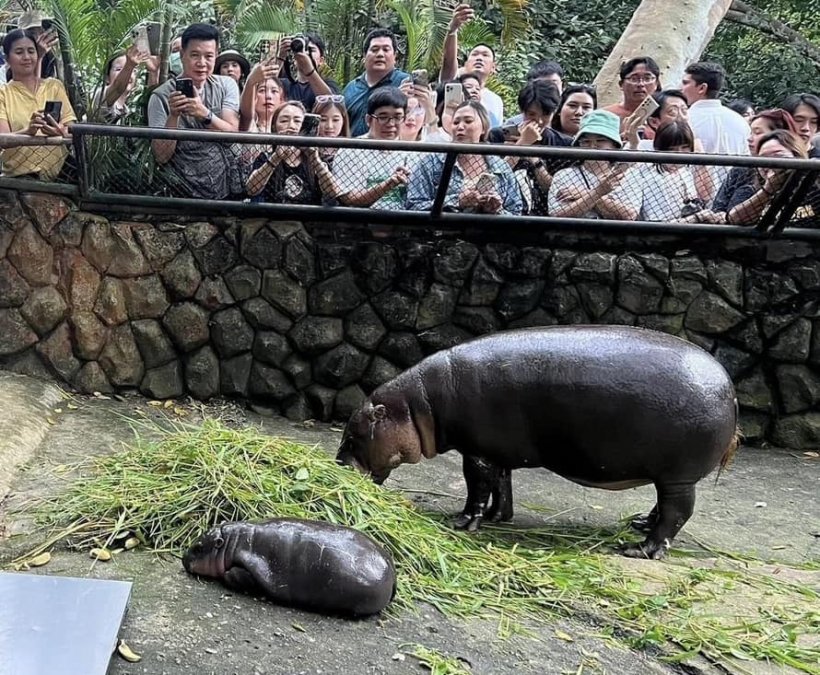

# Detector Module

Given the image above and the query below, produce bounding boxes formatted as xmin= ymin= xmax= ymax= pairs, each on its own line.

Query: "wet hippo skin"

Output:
xmin=337 ymin=326 xmax=739 ymax=559
xmin=183 ymin=519 xmax=396 ymax=616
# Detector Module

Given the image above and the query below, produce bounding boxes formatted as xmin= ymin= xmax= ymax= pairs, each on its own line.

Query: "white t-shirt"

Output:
xmin=480 ymin=88 xmax=504 ymax=127
xmin=622 ymin=164 xmax=699 ymax=221
xmin=547 ymin=166 xmax=641 ymax=218
xmin=332 ymin=144 xmax=419 ymax=210
xmin=688 ymin=100 xmax=750 ymax=156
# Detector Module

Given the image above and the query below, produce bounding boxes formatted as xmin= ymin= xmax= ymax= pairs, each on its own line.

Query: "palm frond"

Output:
xmin=234 ymin=4 xmax=298 ymax=55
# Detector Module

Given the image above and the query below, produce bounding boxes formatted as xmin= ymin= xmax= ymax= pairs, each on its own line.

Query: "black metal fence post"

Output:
xmin=431 ymin=151 xmax=458 ymax=219
xmin=71 ymin=128 xmax=90 ymax=199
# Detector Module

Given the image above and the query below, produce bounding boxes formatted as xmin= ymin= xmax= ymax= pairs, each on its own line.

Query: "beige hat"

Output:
xmin=18 ymin=10 xmax=46 ymax=30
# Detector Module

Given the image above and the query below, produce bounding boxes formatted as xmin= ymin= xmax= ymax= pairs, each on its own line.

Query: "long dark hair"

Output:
xmin=552 ymin=84 xmax=597 ymax=134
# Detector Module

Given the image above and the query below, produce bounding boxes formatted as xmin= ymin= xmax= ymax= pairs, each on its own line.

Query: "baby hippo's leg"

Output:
xmin=485 ymin=467 xmax=514 ymax=523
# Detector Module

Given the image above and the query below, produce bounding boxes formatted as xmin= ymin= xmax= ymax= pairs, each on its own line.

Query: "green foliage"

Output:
xmin=705 ymin=0 xmax=820 ymax=106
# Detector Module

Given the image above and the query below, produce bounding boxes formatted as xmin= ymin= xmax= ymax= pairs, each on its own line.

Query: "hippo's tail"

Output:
xmin=715 ymin=399 xmax=742 ymax=483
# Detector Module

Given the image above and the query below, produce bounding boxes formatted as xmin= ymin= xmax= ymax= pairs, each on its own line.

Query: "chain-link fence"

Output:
xmin=2 ymin=125 xmax=819 ymax=235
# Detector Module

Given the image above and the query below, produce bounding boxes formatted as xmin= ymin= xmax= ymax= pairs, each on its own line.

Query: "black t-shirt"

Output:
xmin=487 ymin=126 xmax=573 ymax=215
xmin=250 ymin=152 xmax=322 ymax=205
xmin=282 ymin=76 xmax=341 ymax=112
xmin=715 ymin=166 xmax=819 ymax=228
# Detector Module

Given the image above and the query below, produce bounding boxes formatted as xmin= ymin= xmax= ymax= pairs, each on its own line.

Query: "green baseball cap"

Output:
xmin=573 ymin=109 xmax=623 ymax=149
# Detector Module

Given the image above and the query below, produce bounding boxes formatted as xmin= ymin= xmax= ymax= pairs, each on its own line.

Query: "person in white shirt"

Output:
xmin=681 ymin=62 xmax=749 ymax=156
xmin=438 ymin=5 xmax=504 ymax=126
xmin=680 ymin=61 xmax=749 ymax=202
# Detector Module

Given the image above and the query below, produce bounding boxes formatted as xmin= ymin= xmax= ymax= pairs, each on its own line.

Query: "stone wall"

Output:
xmin=2 ymin=189 xmax=820 ymax=448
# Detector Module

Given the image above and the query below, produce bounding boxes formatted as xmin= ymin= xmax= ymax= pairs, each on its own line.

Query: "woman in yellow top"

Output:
xmin=0 ymin=29 xmax=76 ymax=180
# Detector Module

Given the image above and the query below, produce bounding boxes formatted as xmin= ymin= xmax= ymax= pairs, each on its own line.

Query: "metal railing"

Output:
xmin=0 ymin=124 xmax=818 ymax=241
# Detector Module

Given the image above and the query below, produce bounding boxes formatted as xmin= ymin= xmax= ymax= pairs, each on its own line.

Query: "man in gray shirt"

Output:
xmin=147 ymin=23 xmax=240 ymax=199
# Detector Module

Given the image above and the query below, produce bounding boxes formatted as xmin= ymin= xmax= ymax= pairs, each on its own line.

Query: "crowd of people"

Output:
xmin=0 ymin=5 xmax=819 ymax=226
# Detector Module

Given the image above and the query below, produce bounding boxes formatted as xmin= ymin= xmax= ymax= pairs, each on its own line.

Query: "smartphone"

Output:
xmin=501 ymin=124 xmax=520 ymax=141
xmin=411 ymin=69 xmax=429 ymax=88
xmin=43 ymin=100 xmax=62 ymax=124
xmin=475 ymin=172 xmax=498 ymax=194
xmin=145 ymin=22 xmax=161 ymax=55
xmin=632 ymin=94 xmax=660 ymax=126
xmin=41 ymin=18 xmax=55 ymax=31
xmin=444 ymin=82 xmax=464 ymax=108
xmin=132 ymin=25 xmax=150 ymax=54
xmin=300 ymin=113 xmax=321 ymax=137
xmin=175 ymin=77 xmax=195 ymax=98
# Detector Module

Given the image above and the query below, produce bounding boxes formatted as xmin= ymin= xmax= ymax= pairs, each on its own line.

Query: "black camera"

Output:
xmin=290 ymin=35 xmax=310 ymax=53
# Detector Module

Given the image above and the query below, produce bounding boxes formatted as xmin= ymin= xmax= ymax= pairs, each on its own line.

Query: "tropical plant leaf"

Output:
xmin=234 ymin=3 xmax=298 ymax=55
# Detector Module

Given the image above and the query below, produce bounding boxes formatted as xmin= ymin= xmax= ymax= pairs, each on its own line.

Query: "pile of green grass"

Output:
xmin=39 ymin=420 xmax=820 ymax=673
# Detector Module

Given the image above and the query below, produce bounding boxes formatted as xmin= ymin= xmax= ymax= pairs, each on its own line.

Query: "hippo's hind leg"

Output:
xmin=223 ymin=566 xmax=259 ymax=593
xmin=621 ymin=482 xmax=695 ymax=560
xmin=485 ymin=467 xmax=514 ymax=523
xmin=455 ymin=455 xmax=498 ymax=532
xmin=630 ymin=505 xmax=658 ymax=533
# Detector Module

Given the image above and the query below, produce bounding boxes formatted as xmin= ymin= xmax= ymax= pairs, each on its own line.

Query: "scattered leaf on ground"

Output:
xmin=116 ymin=640 xmax=141 ymax=663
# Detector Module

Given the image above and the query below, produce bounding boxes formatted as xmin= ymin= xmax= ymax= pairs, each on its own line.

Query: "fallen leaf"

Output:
xmin=555 ymin=629 xmax=574 ymax=642
xmin=46 ymin=417 xmax=57 ymax=425
xmin=292 ymin=622 xmax=306 ymax=632
xmin=302 ymin=419 xmax=316 ymax=429
xmin=124 ymin=537 xmax=140 ymax=550
xmin=392 ymin=653 xmax=406 ymax=661
xmin=28 ymin=552 xmax=51 ymax=567
xmin=117 ymin=640 xmax=142 ymax=663
xmin=90 ymin=548 xmax=112 ymax=561
xmin=53 ymin=408 xmax=62 ymax=414
xmin=163 ymin=400 xmax=175 ymax=409
xmin=294 ymin=468 xmax=310 ymax=481
xmin=771 ymin=545 xmax=787 ymax=550
xmin=803 ymin=451 xmax=819 ymax=458
xmin=329 ymin=426 xmax=344 ymax=433
xmin=174 ymin=407 xmax=189 ymax=417
xmin=148 ymin=400 xmax=163 ymax=407
xmin=755 ymin=501 xmax=767 ymax=508
xmin=66 ymin=403 xmax=78 ymax=410
xmin=589 ymin=505 xmax=603 ymax=511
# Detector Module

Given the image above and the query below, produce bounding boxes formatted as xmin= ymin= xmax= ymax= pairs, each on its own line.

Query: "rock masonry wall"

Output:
xmin=2 ymin=189 xmax=820 ymax=447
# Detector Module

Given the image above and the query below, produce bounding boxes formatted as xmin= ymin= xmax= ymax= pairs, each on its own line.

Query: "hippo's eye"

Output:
xmin=213 ymin=536 xmax=224 ymax=549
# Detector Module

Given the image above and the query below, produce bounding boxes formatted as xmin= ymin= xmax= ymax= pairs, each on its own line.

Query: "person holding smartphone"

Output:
xmin=147 ymin=23 xmax=240 ymax=199
xmin=407 ymin=100 xmax=522 ymax=215
xmin=0 ymin=28 xmax=75 ymax=180
xmin=93 ymin=43 xmax=159 ymax=124
xmin=246 ymin=101 xmax=339 ymax=205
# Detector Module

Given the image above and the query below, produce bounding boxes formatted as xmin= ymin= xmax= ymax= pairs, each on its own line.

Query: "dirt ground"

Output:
xmin=0 ymin=383 xmax=818 ymax=675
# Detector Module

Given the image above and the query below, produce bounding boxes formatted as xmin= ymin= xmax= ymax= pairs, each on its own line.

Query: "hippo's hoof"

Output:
xmin=485 ymin=504 xmax=513 ymax=523
xmin=619 ymin=539 xmax=670 ymax=560
xmin=454 ymin=511 xmax=484 ymax=532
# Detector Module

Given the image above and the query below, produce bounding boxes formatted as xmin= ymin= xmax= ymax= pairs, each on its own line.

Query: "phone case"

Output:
xmin=444 ymin=84 xmax=463 ymax=107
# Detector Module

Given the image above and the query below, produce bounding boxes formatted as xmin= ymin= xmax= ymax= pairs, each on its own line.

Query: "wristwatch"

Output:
xmin=202 ymin=110 xmax=214 ymax=126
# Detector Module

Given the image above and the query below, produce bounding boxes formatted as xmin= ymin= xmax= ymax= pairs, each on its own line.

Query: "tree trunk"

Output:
xmin=593 ymin=0 xmax=734 ymax=108
xmin=158 ymin=7 xmax=174 ymax=84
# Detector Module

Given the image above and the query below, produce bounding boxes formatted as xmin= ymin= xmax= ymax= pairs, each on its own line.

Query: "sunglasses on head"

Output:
xmin=316 ymin=94 xmax=345 ymax=105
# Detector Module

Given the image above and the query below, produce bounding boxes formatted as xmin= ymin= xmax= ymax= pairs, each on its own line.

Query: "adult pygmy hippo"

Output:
xmin=337 ymin=326 xmax=739 ymax=559
xmin=183 ymin=519 xmax=396 ymax=616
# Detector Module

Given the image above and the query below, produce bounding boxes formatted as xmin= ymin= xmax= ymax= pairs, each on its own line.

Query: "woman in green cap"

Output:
xmin=547 ymin=109 xmax=637 ymax=219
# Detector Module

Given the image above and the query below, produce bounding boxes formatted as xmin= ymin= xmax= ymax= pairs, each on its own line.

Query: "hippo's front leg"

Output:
xmin=455 ymin=455 xmax=497 ymax=532
xmin=485 ymin=468 xmax=514 ymax=523
xmin=622 ymin=483 xmax=695 ymax=560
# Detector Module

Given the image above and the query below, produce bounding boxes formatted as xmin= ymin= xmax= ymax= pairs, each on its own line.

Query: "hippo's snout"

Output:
xmin=182 ymin=527 xmax=227 ymax=578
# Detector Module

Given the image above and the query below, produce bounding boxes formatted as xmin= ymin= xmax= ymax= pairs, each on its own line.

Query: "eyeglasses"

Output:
xmin=316 ymin=94 xmax=345 ymax=105
xmin=624 ymin=74 xmax=657 ymax=84
xmin=369 ymin=113 xmax=405 ymax=124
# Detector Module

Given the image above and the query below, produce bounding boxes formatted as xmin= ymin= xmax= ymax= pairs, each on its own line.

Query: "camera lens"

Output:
xmin=291 ymin=37 xmax=305 ymax=53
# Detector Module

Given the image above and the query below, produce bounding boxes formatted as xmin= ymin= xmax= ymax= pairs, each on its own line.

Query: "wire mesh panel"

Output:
xmin=11 ymin=124 xmax=819 ymax=234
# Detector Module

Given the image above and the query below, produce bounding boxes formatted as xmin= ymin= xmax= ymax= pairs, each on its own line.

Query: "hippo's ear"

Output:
xmin=369 ymin=404 xmax=388 ymax=421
